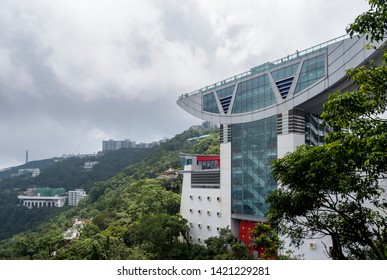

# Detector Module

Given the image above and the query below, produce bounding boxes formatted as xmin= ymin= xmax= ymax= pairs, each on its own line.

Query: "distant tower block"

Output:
xmin=26 ymin=150 xmax=28 ymax=164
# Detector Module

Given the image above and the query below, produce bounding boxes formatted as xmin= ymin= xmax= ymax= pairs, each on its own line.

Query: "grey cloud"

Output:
xmin=156 ymin=0 xmax=217 ymax=51
xmin=0 ymin=0 xmax=370 ymax=168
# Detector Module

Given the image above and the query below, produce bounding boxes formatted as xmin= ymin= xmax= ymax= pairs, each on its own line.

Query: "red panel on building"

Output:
xmin=238 ymin=220 xmax=265 ymax=257
xmin=196 ymin=155 xmax=220 ymax=167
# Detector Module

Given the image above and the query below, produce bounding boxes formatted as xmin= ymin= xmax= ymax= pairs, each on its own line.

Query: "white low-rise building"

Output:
xmin=179 ymin=154 xmax=231 ymax=244
xmin=83 ymin=161 xmax=98 ymax=171
xmin=18 ymin=195 xmax=67 ymax=208
xmin=16 ymin=168 xmax=40 ymax=177
xmin=18 ymin=187 xmax=67 ymax=208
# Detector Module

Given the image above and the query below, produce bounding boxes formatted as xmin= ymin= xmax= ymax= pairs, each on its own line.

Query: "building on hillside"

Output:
xmin=18 ymin=187 xmax=67 ymax=208
xmin=83 ymin=161 xmax=98 ymax=171
xmin=68 ymin=189 xmax=87 ymax=206
xmin=157 ymin=168 xmax=179 ymax=180
xmin=186 ymin=134 xmax=211 ymax=142
xmin=63 ymin=219 xmax=92 ymax=240
xmin=102 ymin=139 xmax=136 ymax=151
xmin=102 ymin=139 xmax=162 ymax=151
xmin=177 ymin=34 xmax=386 ymax=259
xmin=13 ymin=168 xmax=40 ymax=178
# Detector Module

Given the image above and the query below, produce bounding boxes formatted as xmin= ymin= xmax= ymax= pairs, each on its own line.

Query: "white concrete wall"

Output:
xmin=277 ymin=132 xmax=331 ymax=259
xmin=219 ymin=142 xmax=233 ymax=233
xmin=180 ymin=156 xmax=231 ymax=244
xmin=277 ymin=134 xmax=305 ymax=158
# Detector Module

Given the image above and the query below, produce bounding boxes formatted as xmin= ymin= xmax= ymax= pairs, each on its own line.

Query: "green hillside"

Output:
xmin=0 ymin=148 xmax=154 ymax=192
xmin=0 ymin=126 xmax=250 ymax=260
xmin=0 ymin=158 xmax=58 ymax=180
xmin=0 ymin=146 xmax=154 ymax=240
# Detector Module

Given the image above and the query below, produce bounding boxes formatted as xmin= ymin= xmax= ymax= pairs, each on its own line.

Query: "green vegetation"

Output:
xmin=0 ymin=126 xmax=249 ymax=260
xmin=0 ymin=147 xmax=154 ymax=241
xmin=0 ymin=148 xmax=154 ymax=192
xmin=0 ymin=188 xmax=65 ymax=240
xmin=0 ymin=158 xmax=57 ymax=180
xmin=267 ymin=0 xmax=387 ymax=260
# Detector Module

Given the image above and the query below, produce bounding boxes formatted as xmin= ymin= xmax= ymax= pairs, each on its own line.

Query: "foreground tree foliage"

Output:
xmin=205 ymin=227 xmax=251 ymax=260
xmin=267 ymin=0 xmax=387 ymax=259
xmin=251 ymin=223 xmax=282 ymax=260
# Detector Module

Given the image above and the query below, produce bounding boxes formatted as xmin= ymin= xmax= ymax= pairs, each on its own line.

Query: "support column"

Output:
xmin=277 ymin=109 xmax=305 ymax=158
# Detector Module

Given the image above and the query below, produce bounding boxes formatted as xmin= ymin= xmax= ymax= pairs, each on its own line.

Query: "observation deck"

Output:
xmin=177 ymin=34 xmax=385 ymax=124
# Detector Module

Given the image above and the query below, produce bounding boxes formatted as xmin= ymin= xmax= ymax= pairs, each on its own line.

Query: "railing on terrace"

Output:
xmin=178 ymin=34 xmax=350 ymax=99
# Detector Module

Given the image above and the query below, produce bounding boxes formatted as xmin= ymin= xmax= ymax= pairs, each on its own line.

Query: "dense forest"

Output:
xmin=0 ymin=126 xmax=252 ymax=259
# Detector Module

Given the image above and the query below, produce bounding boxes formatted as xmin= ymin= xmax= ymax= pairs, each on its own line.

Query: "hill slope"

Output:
xmin=0 ymin=126 xmax=218 ymax=253
xmin=0 ymin=126 xmax=246 ymax=261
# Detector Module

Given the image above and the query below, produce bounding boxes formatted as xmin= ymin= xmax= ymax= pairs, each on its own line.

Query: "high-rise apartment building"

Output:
xmin=102 ymin=139 xmax=161 ymax=151
xmin=68 ymin=189 xmax=87 ymax=206
xmin=177 ymin=35 xmax=386 ymax=259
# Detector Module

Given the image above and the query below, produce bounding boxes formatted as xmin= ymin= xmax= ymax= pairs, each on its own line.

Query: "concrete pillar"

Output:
xmin=220 ymin=141 xmax=233 ymax=235
xmin=277 ymin=109 xmax=305 ymax=158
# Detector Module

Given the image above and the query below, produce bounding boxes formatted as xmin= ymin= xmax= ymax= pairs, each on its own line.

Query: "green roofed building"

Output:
xmin=36 ymin=187 xmax=66 ymax=197
xmin=18 ymin=187 xmax=67 ymax=208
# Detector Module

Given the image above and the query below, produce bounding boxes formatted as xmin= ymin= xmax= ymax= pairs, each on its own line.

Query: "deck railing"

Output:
xmin=178 ymin=34 xmax=350 ymax=99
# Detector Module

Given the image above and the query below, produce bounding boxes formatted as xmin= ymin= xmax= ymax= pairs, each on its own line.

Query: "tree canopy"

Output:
xmin=267 ymin=0 xmax=387 ymax=259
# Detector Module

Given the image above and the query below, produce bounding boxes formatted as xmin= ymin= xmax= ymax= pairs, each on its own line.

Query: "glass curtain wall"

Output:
xmin=232 ymin=74 xmax=276 ymax=114
xmin=203 ymin=93 xmax=219 ymax=113
xmin=231 ymin=115 xmax=277 ymax=218
xmin=295 ymin=54 xmax=325 ymax=94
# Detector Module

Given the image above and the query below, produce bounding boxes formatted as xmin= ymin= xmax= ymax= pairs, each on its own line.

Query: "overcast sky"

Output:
xmin=0 ymin=0 xmax=370 ymax=169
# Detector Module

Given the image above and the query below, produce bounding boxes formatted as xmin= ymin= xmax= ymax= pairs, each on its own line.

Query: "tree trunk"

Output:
xmin=329 ymin=234 xmax=347 ymax=260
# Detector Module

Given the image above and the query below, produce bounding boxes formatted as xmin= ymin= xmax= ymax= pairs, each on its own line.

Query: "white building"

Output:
xmin=18 ymin=187 xmax=67 ymax=208
xmin=18 ymin=195 xmax=67 ymax=208
xmin=83 ymin=161 xmax=98 ymax=171
xmin=68 ymin=189 xmax=87 ymax=206
xmin=16 ymin=168 xmax=40 ymax=177
xmin=179 ymin=154 xmax=231 ymax=243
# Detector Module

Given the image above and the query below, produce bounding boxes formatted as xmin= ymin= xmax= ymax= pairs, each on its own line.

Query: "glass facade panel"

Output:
xmin=231 ymin=116 xmax=277 ymax=217
xmin=295 ymin=54 xmax=326 ymax=94
xmin=271 ymin=63 xmax=298 ymax=81
xmin=216 ymin=85 xmax=234 ymax=99
xmin=217 ymin=85 xmax=235 ymax=113
xmin=232 ymin=74 xmax=276 ymax=114
xmin=305 ymin=112 xmax=333 ymax=146
xmin=203 ymin=93 xmax=219 ymax=113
